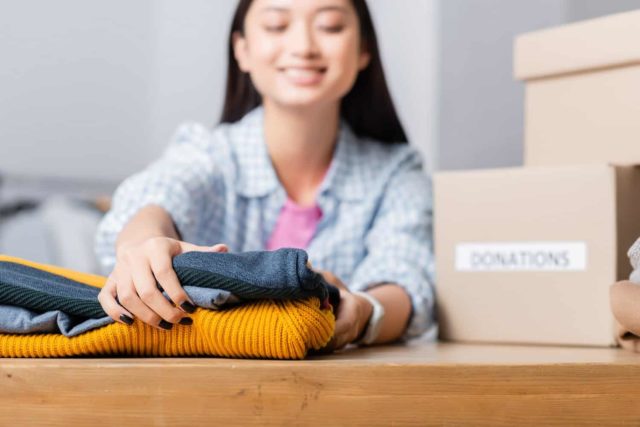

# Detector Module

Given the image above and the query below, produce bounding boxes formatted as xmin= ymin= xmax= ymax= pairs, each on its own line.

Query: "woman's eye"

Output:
xmin=319 ymin=25 xmax=344 ymax=33
xmin=264 ymin=25 xmax=287 ymax=33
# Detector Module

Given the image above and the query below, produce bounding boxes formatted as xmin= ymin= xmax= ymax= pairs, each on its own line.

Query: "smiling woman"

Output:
xmin=221 ymin=0 xmax=407 ymax=143
xmin=233 ymin=0 xmax=370 ymax=110
xmin=95 ymin=0 xmax=435 ymax=352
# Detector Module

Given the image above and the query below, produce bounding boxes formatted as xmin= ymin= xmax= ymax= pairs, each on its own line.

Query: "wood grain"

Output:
xmin=2 ymin=339 xmax=640 ymax=426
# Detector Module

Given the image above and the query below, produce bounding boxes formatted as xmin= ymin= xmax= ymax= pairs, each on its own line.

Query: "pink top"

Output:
xmin=267 ymin=161 xmax=331 ymax=251
xmin=266 ymin=197 xmax=323 ymax=251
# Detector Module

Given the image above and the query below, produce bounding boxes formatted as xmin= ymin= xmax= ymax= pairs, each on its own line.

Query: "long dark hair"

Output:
xmin=220 ymin=0 xmax=407 ymax=144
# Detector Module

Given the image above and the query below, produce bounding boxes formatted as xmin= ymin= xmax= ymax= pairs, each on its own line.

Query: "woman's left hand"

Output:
xmin=317 ymin=270 xmax=373 ymax=351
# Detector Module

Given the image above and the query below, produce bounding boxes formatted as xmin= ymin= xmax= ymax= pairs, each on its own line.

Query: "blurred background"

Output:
xmin=1 ymin=0 xmax=639 ymax=273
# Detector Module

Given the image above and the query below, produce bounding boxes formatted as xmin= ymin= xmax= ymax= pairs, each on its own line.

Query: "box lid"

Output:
xmin=514 ymin=10 xmax=640 ymax=81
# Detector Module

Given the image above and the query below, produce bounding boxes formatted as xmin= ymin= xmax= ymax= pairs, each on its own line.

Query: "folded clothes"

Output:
xmin=0 ymin=285 xmax=238 ymax=337
xmin=0 ymin=249 xmax=339 ymax=359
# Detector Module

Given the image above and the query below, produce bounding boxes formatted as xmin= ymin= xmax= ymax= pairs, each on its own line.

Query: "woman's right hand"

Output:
xmin=98 ymin=237 xmax=229 ymax=330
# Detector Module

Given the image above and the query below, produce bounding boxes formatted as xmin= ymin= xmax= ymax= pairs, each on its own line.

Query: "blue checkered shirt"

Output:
xmin=94 ymin=106 xmax=435 ymax=339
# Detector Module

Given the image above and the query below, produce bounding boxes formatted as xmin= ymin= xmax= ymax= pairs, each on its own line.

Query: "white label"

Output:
xmin=455 ymin=241 xmax=587 ymax=272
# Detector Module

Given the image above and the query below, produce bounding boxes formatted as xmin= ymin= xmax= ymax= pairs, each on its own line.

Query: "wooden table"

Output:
xmin=2 ymin=338 xmax=640 ymax=426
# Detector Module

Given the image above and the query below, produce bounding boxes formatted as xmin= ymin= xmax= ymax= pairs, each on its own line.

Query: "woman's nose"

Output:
xmin=288 ymin=22 xmax=319 ymax=59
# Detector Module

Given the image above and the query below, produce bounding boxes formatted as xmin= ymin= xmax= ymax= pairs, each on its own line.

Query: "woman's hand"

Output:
xmin=98 ymin=237 xmax=228 ymax=330
xmin=317 ymin=270 xmax=373 ymax=351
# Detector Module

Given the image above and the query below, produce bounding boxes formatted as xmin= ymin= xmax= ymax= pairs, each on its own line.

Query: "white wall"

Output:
xmin=566 ymin=0 xmax=640 ymax=21
xmin=148 ymin=0 xmax=235 ymax=157
xmin=368 ymin=0 xmax=439 ymax=172
xmin=0 ymin=1 xmax=155 ymax=182
xmin=436 ymin=0 xmax=567 ymax=171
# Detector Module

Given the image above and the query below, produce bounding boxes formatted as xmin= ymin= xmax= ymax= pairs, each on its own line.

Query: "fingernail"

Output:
xmin=120 ymin=314 xmax=134 ymax=325
xmin=179 ymin=317 xmax=193 ymax=326
xmin=180 ymin=301 xmax=196 ymax=313
xmin=158 ymin=319 xmax=173 ymax=330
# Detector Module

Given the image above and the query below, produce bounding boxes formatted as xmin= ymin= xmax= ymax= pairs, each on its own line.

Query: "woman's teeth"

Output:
xmin=283 ymin=68 xmax=324 ymax=77
xmin=280 ymin=67 xmax=326 ymax=84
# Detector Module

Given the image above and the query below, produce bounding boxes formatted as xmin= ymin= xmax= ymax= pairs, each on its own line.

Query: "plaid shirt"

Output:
xmin=95 ymin=106 xmax=435 ymax=339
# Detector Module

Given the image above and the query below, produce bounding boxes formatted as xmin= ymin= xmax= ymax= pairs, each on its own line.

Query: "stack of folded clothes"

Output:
xmin=0 ymin=248 xmax=339 ymax=359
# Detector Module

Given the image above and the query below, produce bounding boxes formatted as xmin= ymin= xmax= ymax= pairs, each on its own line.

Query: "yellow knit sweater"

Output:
xmin=0 ymin=255 xmax=335 ymax=359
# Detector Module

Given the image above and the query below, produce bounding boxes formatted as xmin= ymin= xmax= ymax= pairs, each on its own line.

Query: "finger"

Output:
xmin=319 ymin=270 xmax=349 ymax=291
xmin=98 ymin=273 xmax=135 ymax=325
xmin=332 ymin=316 xmax=351 ymax=350
xmin=333 ymin=321 xmax=352 ymax=349
xmin=325 ymin=336 xmax=338 ymax=351
xmin=333 ymin=291 xmax=360 ymax=348
xmin=150 ymin=253 xmax=197 ymax=314
xmin=177 ymin=241 xmax=229 ymax=255
xmin=129 ymin=259 xmax=187 ymax=327
xmin=334 ymin=309 xmax=352 ymax=337
xmin=115 ymin=267 xmax=169 ymax=330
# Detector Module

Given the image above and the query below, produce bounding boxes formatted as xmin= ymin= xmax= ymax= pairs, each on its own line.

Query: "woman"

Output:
xmin=95 ymin=0 xmax=434 ymax=351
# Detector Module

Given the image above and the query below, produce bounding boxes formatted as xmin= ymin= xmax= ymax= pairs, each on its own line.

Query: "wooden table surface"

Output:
xmin=2 ymin=338 xmax=640 ymax=426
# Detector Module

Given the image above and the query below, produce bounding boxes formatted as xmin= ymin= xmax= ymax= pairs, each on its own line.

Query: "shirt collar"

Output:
xmin=233 ymin=106 xmax=367 ymax=202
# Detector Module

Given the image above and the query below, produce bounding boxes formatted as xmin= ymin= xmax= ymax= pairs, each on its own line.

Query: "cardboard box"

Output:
xmin=434 ymin=164 xmax=640 ymax=346
xmin=514 ymin=10 xmax=640 ymax=166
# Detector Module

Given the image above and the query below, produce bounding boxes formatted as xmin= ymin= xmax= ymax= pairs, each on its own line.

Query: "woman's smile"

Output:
xmin=278 ymin=65 xmax=327 ymax=86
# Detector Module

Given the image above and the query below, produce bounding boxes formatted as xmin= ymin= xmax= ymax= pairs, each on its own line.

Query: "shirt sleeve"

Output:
xmin=348 ymin=148 xmax=436 ymax=340
xmin=94 ymin=123 xmax=222 ymax=276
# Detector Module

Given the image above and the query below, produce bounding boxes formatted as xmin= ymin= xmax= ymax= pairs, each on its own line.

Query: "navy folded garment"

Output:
xmin=0 ymin=248 xmax=341 ymax=337
xmin=0 ymin=286 xmax=237 ymax=337
xmin=172 ymin=248 xmax=337 ymax=301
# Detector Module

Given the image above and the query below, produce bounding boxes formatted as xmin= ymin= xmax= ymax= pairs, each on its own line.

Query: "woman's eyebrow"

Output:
xmin=260 ymin=6 xmax=347 ymax=14
xmin=316 ymin=6 xmax=348 ymax=14
xmin=260 ymin=6 xmax=289 ymax=14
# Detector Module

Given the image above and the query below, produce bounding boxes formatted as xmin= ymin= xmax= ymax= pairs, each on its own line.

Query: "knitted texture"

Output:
xmin=0 ymin=255 xmax=335 ymax=359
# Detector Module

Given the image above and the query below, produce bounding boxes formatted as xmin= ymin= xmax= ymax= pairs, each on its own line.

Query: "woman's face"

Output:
xmin=234 ymin=0 xmax=371 ymax=109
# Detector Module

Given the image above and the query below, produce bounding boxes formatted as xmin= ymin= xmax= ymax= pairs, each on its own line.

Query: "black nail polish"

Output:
xmin=179 ymin=317 xmax=193 ymax=326
xmin=120 ymin=314 xmax=134 ymax=325
xmin=180 ymin=301 xmax=196 ymax=314
xmin=158 ymin=319 xmax=173 ymax=330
